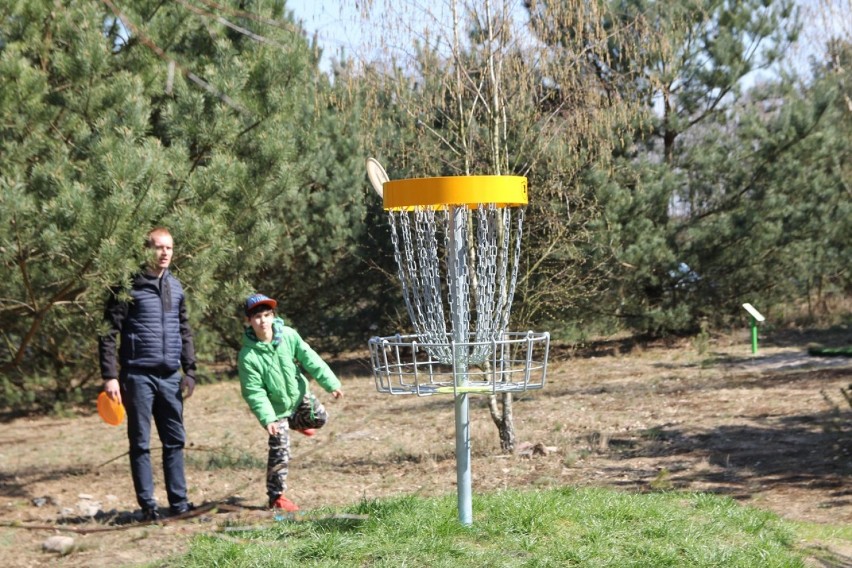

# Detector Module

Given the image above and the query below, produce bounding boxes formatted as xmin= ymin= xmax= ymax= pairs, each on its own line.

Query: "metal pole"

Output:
xmin=448 ymin=206 xmax=472 ymax=525
xmin=454 ymin=393 xmax=471 ymax=524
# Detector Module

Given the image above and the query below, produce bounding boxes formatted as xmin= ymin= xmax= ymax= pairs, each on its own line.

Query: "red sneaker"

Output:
xmin=295 ymin=428 xmax=316 ymax=437
xmin=269 ymin=494 xmax=299 ymax=512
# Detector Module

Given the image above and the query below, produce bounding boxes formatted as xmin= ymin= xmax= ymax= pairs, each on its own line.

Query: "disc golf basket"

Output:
xmin=366 ymin=158 xmax=550 ymax=525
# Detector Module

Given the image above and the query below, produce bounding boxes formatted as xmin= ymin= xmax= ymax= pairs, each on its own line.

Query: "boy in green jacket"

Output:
xmin=238 ymin=293 xmax=343 ymax=512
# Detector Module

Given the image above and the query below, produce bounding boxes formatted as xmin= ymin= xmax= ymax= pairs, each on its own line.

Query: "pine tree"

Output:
xmin=0 ymin=0 xmax=365 ymax=409
xmin=535 ymin=0 xmax=805 ymax=334
xmin=677 ymin=38 xmax=851 ymax=323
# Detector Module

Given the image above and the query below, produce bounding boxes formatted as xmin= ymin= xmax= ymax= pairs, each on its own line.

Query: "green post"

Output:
xmin=743 ymin=303 xmax=764 ymax=354
xmin=750 ymin=317 xmax=758 ymax=354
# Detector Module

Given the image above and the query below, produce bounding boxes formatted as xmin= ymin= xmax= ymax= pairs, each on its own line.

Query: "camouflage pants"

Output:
xmin=266 ymin=393 xmax=329 ymax=500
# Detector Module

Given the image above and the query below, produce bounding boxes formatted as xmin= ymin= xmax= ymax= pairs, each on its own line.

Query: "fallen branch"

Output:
xmin=0 ymin=501 xmax=366 ymax=535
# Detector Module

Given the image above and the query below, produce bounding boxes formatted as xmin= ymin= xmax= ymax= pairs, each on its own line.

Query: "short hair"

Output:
xmin=146 ymin=227 xmax=172 ymax=248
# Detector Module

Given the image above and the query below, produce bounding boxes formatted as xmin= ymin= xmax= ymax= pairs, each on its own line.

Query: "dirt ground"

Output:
xmin=1 ymin=329 xmax=850 ymax=567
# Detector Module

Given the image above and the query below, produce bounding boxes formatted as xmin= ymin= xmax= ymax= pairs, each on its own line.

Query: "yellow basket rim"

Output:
xmin=383 ymin=175 xmax=527 ymax=210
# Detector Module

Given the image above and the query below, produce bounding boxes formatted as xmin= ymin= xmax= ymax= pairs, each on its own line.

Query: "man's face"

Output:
xmin=248 ymin=309 xmax=275 ymax=339
xmin=147 ymin=233 xmax=174 ymax=273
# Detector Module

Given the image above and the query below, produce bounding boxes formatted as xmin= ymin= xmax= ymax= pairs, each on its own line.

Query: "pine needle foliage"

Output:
xmin=0 ymin=0 xmax=365 ymax=409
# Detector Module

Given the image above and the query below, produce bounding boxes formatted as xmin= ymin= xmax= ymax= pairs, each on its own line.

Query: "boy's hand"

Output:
xmin=331 ymin=389 xmax=343 ymax=400
xmin=266 ymin=422 xmax=279 ymax=436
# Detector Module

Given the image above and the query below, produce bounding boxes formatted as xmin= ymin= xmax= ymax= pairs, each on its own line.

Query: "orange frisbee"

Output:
xmin=97 ymin=391 xmax=126 ymax=426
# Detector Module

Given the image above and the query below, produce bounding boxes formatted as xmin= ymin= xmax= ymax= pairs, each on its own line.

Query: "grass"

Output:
xmin=808 ymin=346 xmax=852 ymax=357
xmin=163 ymin=488 xmax=810 ymax=567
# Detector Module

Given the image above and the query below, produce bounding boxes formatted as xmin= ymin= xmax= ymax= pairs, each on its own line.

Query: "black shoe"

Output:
xmin=142 ymin=506 xmax=161 ymax=522
xmin=169 ymin=501 xmax=195 ymax=516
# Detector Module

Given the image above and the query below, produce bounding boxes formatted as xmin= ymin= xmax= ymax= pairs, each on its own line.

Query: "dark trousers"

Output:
xmin=122 ymin=369 xmax=189 ymax=511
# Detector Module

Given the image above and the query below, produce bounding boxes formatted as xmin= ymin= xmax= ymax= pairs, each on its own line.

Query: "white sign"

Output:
xmin=742 ymin=303 xmax=765 ymax=322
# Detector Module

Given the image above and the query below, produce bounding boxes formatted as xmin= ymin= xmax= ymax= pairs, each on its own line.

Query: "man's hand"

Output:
xmin=181 ymin=375 xmax=196 ymax=399
xmin=104 ymin=378 xmax=122 ymax=405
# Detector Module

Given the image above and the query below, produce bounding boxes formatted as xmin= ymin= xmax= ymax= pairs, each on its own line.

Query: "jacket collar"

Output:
xmin=243 ymin=317 xmax=286 ymax=349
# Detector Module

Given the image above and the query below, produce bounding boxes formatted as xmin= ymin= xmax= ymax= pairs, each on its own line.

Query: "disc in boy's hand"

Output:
xmin=97 ymin=391 xmax=126 ymax=426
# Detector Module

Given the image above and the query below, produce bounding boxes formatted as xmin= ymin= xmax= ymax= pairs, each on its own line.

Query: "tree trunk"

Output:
xmin=488 ymin=392 xmax=515 ymax=453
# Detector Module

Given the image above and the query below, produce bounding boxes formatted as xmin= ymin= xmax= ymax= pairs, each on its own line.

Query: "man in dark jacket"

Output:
xmin=99 ymin=227 xmax=197 ymax=521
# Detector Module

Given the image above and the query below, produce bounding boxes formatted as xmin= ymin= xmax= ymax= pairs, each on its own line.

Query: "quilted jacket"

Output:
xmin=99 ymin=270 xmax=196 ymax=379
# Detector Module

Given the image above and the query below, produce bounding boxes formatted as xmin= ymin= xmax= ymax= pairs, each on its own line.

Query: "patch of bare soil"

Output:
xmin=1 ymin=333 xmax=850 ymax=567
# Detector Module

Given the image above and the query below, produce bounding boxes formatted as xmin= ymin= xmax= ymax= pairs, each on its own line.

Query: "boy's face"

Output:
xmin=247 ymin=308 xmax=275 ymax=339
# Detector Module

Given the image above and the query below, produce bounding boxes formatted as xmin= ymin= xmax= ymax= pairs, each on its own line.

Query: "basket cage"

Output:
xmin=369 ymin=331 xmax=550 ymax=396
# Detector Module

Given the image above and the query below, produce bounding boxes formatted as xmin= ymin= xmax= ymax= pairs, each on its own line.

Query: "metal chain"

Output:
xmin=386 ymin=202 xmax=525 ymax=366
xmin=417 ymin=209 xmax=450 ymax=361
xmin=472 ymin=205 xmax=496 ymax=361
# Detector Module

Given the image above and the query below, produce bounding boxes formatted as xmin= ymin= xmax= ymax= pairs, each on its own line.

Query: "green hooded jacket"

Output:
xmin=238 ymin=317 xmax=341 ymax=427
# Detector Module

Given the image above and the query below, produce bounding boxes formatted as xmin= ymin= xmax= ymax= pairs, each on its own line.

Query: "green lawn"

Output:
xmin=163 ymin=487 xmax=824 ymax=567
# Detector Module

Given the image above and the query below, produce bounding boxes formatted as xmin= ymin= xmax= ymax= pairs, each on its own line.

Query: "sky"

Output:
xmin=285 ymin=0 xmax=527 ymax=74
xmin=286 ymin=1 xmax=366 ymax=71
xmin=286 ymin=0 xmax=849 ymax=79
